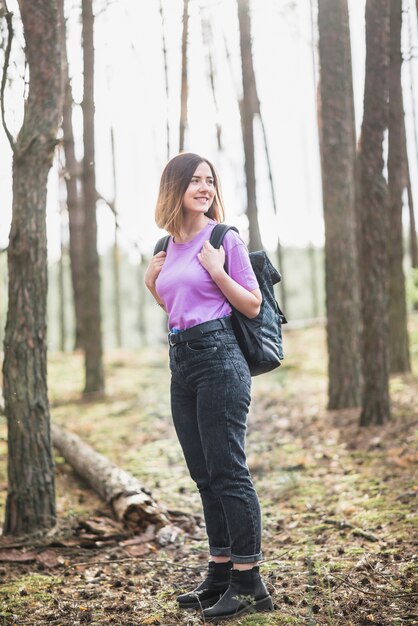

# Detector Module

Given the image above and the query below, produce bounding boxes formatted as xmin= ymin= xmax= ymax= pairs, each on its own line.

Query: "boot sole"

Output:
xmin=178 ymin=594 xmax=223 ymax=610
xmin=204 ymin=595 xmax=274 ymax=621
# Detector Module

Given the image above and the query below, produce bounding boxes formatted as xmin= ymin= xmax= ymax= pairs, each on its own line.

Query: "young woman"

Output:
xmin=145 ymin=152 xmax=273 ymax=620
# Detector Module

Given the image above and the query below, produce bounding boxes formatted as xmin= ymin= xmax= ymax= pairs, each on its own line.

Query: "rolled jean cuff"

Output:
xmin=210 ymin=546 xmax=231 ymax=557
xmin=231 ymin=551 xmax=263 ymax=564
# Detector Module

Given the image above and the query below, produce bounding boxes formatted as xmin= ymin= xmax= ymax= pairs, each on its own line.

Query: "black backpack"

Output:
xmin=153 ymin=224 xmax=287 ymax=376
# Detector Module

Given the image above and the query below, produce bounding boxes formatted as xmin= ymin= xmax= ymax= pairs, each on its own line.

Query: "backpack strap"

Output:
xmin=153 ymin=235 xmax=170 ymax=256
xmin=209 ymin=224 xmax=239 ymax=249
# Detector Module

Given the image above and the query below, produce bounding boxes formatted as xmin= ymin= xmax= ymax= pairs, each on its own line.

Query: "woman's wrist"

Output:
xmin=209 ymin=267 xmax=227 ymax=283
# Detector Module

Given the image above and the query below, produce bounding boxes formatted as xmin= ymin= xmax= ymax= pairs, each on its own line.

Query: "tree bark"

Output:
xmin=318 ymin=0 xmax=362 ymax=408
xmin=82 ymin=0 xmax=104 ymax=393
xmin=58 ymin=203 xmax=66 ymax=352
xmin=2 ymin=0 xmax=64 ymax=534
xmin=388 ymin=0 xmax=411 ymax=373
xmin=159 ymin=0 xmax=170 ymax=160
xmin=358 ymin=0 xmax=391 ymax=426
xmin=110 ymin=125 xmax=122 ymax=349
xmin=62 ymin=68 xmax=85 ymax=351
xmin=237 ymin=0 xmax=263 ymax=252
xmin=52 ymin=425 xmax=170 ymax=530
xmin=179 ymin=0 xmax=188 ymax=152
xmin=201 ymin=13 xmax=223 ymax=151
xmin=138 ymin=256 xmax=147 ymax=346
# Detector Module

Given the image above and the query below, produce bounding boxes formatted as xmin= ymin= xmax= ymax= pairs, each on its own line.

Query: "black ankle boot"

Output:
xmin=176 ymin=561 xmax=232 ymax=609
xmin=202 ymin=566 xmax=273 ymax=621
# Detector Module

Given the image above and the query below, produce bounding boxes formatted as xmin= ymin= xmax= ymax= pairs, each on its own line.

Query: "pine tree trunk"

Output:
xmin=82 ymin=0 xmax=104 ymax=393
xmin=358 ymin=0 xmax=391 ymax=426
xmin=138 ymin=257 xmax=147 ymax=346
xmin=179 ymin=0 xmax=188 ymax=152
xmin=201 ymin=14 xmax=223 ymax=151
xmin=62 ymin=69 xmax=85 ymax=351
xmin=58 ymin=213 xmax=66 ymax=353
xmin=388 ymin=0 xmax=411 ymax=373
xmin=237 ymin=0 xmax=263 ymax=252
xmin=318 ymin=0 xmax=362 ymax=409
xmin=2 ymin=0 xmax=64 ymax=534
xmin=159 ymin=0 xmax=170 ymax=160
xmin=109 ymin=126 xmax=122 ymax=349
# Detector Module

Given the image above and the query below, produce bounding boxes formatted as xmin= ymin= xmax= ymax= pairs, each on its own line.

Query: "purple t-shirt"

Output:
xmin=155 ymin=220 xmax=258 ymax=331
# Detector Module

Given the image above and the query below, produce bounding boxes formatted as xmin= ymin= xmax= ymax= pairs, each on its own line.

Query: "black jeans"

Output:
xmin=169 ymin=327 xmax=262 ymax=564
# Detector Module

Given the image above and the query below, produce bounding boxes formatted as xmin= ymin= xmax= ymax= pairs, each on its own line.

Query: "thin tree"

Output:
xmin=159 ymin=0 xmax=170 ymax=160
xmin=61 ymin=13 xmax=85 ymax=351
xmin=110 ymin=124 xmax=122 ymax=348
xmin=58 ymin=192 xmax=67 ymax=352
xmin=179 ymin=0 xmax=188 ymax=152
xmin=237 ymin=0 xmax=263 ymax=252
xmin=82 ymin=0 xmax=104 ymax=393
xmin=358 ymin=0 xmax=391 ymax=426
xmin=201 ymin=11 xmax=223 ymax=151
xmin=1 ymin=0 xmax=64 ymax=533
xmin=406 ymin=0 xmax=418 ymax=269
xmin=403 ymin=124 xmax=418 ymax=268
xmin=308 ymin=0 xmax=322 ymax=319
xmin=318 ymin=0 xmax=362 ymax=408
xmin=388 ymin=0 xmax=411 ymax=372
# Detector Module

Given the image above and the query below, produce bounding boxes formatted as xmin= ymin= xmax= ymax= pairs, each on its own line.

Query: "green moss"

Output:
xmin=0 ymin=573 xmax=57 ymax=614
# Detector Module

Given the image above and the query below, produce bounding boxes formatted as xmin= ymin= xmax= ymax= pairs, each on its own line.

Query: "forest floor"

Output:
xmin=0 ymin=322 xmax=417 ymax=626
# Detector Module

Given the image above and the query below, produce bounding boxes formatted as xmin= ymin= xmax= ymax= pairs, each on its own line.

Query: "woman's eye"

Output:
xmin=189 ymin=178 xmax=214 ymax=185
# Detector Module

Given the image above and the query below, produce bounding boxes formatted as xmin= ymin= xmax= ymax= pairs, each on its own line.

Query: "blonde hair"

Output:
xmin=155 ymin=152 xmax=226 ymax=239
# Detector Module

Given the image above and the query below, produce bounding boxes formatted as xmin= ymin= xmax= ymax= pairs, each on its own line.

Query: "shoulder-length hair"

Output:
xmin=155 ymin=152 xmax=225 ymax=239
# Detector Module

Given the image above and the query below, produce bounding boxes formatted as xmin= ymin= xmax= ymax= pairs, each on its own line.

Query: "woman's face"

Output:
xmin=182 ymin=161 xmax=216 ymax=216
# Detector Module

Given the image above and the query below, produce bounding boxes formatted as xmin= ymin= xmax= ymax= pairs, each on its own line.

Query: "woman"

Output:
xmin=145 ymin=152 xmax=273 ymax=620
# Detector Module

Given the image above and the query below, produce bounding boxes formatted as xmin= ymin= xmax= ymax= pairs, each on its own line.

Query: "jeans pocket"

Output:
xmin=223 ymin=342 xmax=251 ymax=389
xmin=186 ymin=340 xmax=218 ymax=354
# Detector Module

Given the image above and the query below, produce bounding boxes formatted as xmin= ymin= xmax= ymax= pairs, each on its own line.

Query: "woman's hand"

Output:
xmin=199 ymin=242 xmax=262 ymax=318
xmin=197 ymin=240 xmax=225 ymax=278
xmin=145 ymin=251 xmax=166 ymax=289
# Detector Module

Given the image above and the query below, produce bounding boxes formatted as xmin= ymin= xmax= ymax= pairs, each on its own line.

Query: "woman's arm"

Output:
xmin=144 ymin=251 xmax=167 ymax=310
xmin=198 ymin=241 xmax=262 ymax=318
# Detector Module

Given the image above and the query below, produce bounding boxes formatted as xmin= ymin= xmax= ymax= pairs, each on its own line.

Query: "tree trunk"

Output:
xmin=388 ymin=0 xmax=411 ymax=373
xmin=62 ymin=63 xmax=85 ymax=351
xmin=2 ymin=0 xmax=64 ymax=535
xmin=358 ymin=0 xmax=391 ymax=426
xmin=110 ymin=125 xmax=122 ymax=349
xmin=138 ymin=256 xmax=147 ymax=346
xmin=179 ymin=0 xmax=188 ymax=152
xmin=318 ymin=0 xmax=362 ymax=409
xmin=201 ymin=13 xmax=223 ymax=151
xmin=52 ymin=425 xmax=171 ymax=530
xmin=309 ymin=0 xmax=321 ymax=321
xmin=237 ymin=0 xmax=263 ymax=252
xmin=82 ymin=0 xmax=104 ymax=393
xmin=159 ymin=0 xmax=170 ymax=160
xmin=406 ymin=172 xmax=418 ymax=268
xmin=58 ymin=203 xmax=66 ymax=352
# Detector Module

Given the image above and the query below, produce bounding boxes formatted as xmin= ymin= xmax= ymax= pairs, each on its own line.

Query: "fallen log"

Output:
xmin=52 ymin=423 xmax=180 ymax=543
